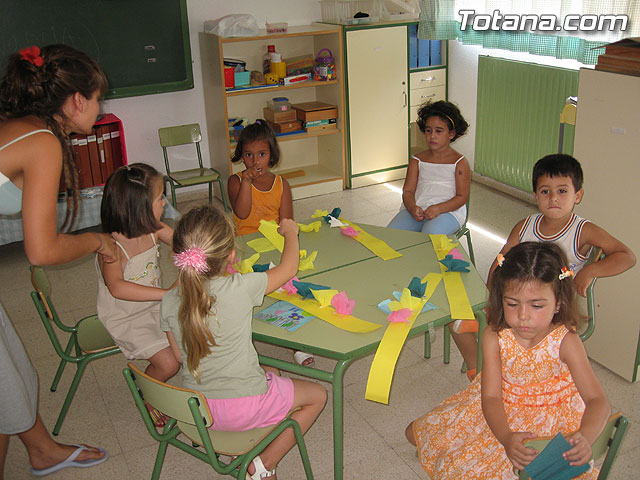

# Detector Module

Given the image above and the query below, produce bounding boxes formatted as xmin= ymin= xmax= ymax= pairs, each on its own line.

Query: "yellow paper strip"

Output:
xmin=268 ymin=291 xmax=381 ymax=333
xmin=341 ymin=219 xmax=402 ymax=261
xmin=421 ymin=272 xmax=443 ymax=300
xmin=247 ymin=237 xmax=277 ymax=253
xmin=429 ymin=234 xmax=475 ymax=320
xmin=258 ymin=219 xmax=284 ymax=252
xmin=365 ymin=296 xmax=427 ymax=404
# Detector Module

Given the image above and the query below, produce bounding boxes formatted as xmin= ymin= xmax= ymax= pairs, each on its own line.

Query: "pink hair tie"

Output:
xmin=496 ymin=253 xmax=505 ymax=267
xmin=174 ymin=247 xmax=209 ymax=274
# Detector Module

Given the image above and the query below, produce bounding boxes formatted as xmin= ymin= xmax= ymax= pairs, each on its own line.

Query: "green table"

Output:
xmin=241 ymin=223 xmax=489 ymax=480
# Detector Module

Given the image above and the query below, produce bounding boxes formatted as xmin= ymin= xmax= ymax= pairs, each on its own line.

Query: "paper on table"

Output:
xmin=298 ymin=221 xmax=321 ymax=232
xmin=268 ymin=291 xmax=381 ymax=333
xmin=340 ymin=219 xmax=402 ymax=261
xmin=258 ymin=219 xmax=284 ymax=252
xmin=331 ymin=291 xmax=355 ymax=315
xmin=292 ymin=280 xmax=331 ymax=300
xmin=299 ymin=250 xmax=318 ymax=271
xmin=430 ymin=234 xmax=475 ymax=320
xmin=233 ymin=253 xmax=260 ymax=274
xmin=247 ymin=237 xmax=277 ymax=253
xmin=439 ymin=254 xmax=470 ymax=272
xmin=311 ymin=288 xmax=339 ymax=307
xmin=365 ymin=287 xmax=427 ymax=404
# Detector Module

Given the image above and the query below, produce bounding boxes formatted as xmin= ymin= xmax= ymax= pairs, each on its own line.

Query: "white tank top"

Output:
xmin=412 ymin=155 xmax=466 ymax=227
xmin=0 ymin=129 xmax=55 ymax=215
xmin=519 ymin=213 xmax=592 ymax=273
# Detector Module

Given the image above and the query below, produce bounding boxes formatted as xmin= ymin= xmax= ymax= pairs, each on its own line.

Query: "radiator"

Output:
xmin=474 ymin=56 xmax=579 ymax=193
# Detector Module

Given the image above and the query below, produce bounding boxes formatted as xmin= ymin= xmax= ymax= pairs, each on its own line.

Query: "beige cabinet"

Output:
xmin=199 ymin=25 xmax=346 ymax=200
xmin=409 ymin=68 xmax=447 ymax=154
xmin=574 ymin=68 xmax=640 ymax=382
xmin=345 ymin=25 xmax=409 ymax=188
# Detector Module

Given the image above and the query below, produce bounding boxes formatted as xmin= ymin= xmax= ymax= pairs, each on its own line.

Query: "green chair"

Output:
xmin=123 ymin=363 xmax=314 ymax=480
xmin=581 ymin=247 xmax=603 ymax=341
xmin=29 ymin=266 xmax=120 ymax=435
xmin=517 ymin=412 xmax=629 ymax=480
xmin=158 ymin=123 xmax=228 ymax=211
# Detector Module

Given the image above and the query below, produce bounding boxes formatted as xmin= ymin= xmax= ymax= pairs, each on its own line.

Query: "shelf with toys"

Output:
xmin=199 ymin=24 xmax=345 ymax=200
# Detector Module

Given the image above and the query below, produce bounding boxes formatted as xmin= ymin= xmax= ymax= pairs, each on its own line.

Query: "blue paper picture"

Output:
xmin=523 ymin=433 xmax=590 ymax=480
xmin=255 ymin=300 xmax=314 ymax=332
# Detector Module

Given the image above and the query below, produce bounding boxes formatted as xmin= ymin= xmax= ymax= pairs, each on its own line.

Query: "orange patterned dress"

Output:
xmin=412 ymin=325 xmax=597 ymax=479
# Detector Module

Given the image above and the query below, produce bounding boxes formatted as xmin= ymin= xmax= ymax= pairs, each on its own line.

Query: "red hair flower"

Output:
xmin=19 ymin=46 xmax=43 ymax=67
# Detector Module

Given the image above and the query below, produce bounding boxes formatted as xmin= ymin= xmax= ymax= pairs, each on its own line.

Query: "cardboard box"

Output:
xmin=292 ymin=101 xmax=338 ymax=122
xmin=263 ymin=107 xmax=297 ymax=124
xmin=266 ymin=119 xmax=302 ymax=133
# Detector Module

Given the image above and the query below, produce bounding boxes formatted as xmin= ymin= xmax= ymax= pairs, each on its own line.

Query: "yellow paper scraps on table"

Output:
xmin=311 ymin=289 xmax=339 ymax=307
xmin=299 ymin=250 xmax=307 ymax=259
xmin=298 ymin=221 xmax=321 ymax=232
xmin=234 ymin=253 xmax=260 ymax=274
xmin=311 ymin=209 xmax=329 ymax=218
xmin=429 ymin=234 xmax=475 ymax=320
xmin=340 ymin=219 xmax=402 ymax=261
xmin=365 ymin=287 xmax=428 ymax=404
xmin=258 ymin=219 xmax=284 ymax=252
xmin=247 ymin=237 xmax=277 ymax=253
xmin=268 ymin=291 xmax=381 ymax=333
xmin=298 ymin=250 xmax=318 ymax=271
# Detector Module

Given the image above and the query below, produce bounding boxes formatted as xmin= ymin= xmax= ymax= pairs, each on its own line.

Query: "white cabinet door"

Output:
xmin=574 ymin=68 xmax=640 ymax=382
xmin=346 ymin=26 xmax=408 ymax=179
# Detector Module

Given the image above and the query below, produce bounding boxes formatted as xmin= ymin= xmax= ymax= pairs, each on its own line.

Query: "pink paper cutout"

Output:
xmin=226 ymin=263 xmax=239 ymax=274
xmin=388 ymin=308 xmax=412 ymax=323
xmin=448 ymin=248 xmax=464 ymax=260
xmin=340 ymin=226 xmax=359 ymax=237
xmin=331 ymin=291 xmax=355 ymax=315
xmin=281 ymin=276 xmax=299 ymax=295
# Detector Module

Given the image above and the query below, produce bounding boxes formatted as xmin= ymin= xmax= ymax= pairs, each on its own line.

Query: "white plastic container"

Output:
xmin=320 ymin=0 xmax=382 ymax=24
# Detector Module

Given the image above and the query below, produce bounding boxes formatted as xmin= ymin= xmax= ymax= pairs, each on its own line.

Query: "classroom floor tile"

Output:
xmin=0 ymin=180 xmax=636 ymax=479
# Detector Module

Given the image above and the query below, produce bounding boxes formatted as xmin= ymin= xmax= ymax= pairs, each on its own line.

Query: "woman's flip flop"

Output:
xmin=30 ymin=444 xmax=109 ymax=476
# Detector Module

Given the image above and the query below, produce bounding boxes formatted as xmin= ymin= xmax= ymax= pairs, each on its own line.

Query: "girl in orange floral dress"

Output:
xmin=406 ymin=242 xmax=610 ymax=479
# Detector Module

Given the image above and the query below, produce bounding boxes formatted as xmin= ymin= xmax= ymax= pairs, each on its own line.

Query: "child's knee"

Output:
xmin=405 ymin=421 xmax=416 ymax=445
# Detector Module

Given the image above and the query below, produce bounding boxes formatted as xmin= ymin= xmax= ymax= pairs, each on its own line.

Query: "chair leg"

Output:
xmin=291 ymin=420 xmax=314 ymax=480
xmin=169 ymin=184 xmax=177 ymax=208
xmin=465 ymin=231 xmax=475 ymax=266
xmin=217 ymin=178 xmax=229 ymax=212
xmin=443 ymin=326 xmax=451 ymax=364
xmin=51 ymin=335 xmax=75 ymax=392
xmin=152 ymin=441 xmax=169 ymax=480
xmin=53 ymin=361 xmax=89 ymax=435
xmin=208 ymin=182 xmax=213 ymax=204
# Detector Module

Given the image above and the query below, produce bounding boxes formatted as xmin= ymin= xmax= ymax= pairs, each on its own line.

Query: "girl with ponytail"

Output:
xmin=161 ymin=205 xmax=326 ymax=480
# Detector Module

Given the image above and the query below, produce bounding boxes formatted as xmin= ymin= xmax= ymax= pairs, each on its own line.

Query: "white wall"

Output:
xmin=100 ymin=1 xmax=321 ymax=175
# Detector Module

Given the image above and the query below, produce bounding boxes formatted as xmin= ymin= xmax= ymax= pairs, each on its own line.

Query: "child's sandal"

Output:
xmin=246 ymin=456 xmax=276 ymax=480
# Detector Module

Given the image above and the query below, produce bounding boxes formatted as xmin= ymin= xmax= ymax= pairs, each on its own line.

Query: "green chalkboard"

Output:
xmin=0 ymin=0 xmax=193 ymax=99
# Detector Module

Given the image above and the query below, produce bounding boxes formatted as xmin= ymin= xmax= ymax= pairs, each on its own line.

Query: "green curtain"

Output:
xmin=418 ymin=0 xmax=638 ymax=64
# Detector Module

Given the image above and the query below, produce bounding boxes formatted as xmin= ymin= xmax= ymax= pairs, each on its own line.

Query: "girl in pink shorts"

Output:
xmin=161 ymin=205 xmax=326 ymax=480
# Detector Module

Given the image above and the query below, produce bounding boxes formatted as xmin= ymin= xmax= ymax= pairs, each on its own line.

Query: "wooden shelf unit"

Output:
xmin=199 ymin=24 xmax=346 ymax=200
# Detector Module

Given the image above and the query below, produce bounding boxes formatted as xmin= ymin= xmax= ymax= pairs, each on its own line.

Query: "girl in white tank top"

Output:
xmin=388 ymin=100 xmax=471 ymax=236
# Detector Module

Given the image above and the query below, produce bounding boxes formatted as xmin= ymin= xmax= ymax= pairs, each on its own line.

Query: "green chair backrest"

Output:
xmin=31 ymin=264 xmax=52 ymax=298
xmin=127 ymin=363 xmax=212 ymax=427
xmin=158 ymin=123 xmax=202 ymax=148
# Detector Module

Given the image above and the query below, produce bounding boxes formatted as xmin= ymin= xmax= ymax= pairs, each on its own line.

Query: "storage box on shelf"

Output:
xmin=200 ymin=24 xmax=345 ymax=199
xmin=63 ymin=113 xmax=127 ymax=192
